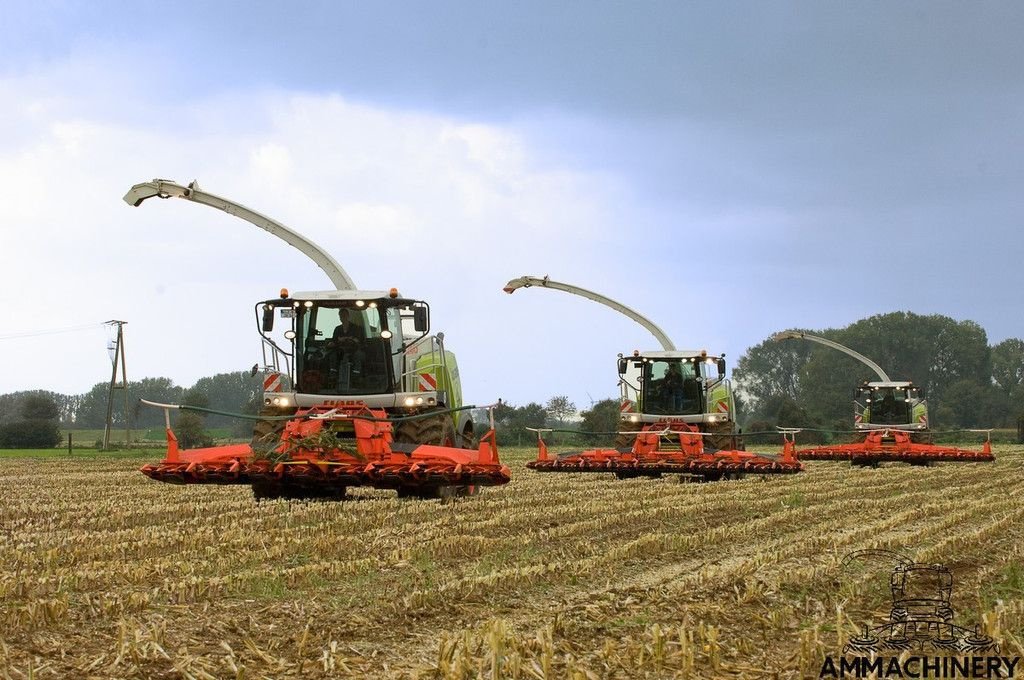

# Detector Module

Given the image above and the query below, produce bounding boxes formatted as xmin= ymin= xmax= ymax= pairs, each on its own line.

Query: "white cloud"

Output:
xmin=0 ymin=65 xmax=637 ymax=407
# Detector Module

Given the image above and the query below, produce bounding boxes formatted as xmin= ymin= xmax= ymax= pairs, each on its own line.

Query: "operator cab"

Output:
xmin=857 ymin=381 xmax=922 ymax=427
xmin=618 ymin=350 xmax=727 ymax=418
xmin=258 ymin=289 xmax=430 ymax=397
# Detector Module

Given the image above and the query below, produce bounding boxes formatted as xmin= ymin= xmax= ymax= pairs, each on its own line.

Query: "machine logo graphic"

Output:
xmin=841 ymin=549 xmax=998 ymax=655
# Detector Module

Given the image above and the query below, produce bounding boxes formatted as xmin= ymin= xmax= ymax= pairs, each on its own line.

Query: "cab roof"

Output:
xmin=628 ymin=350 xmax=723 ymax=359
xmin=289 ymin=290 xmax=410 ymax=301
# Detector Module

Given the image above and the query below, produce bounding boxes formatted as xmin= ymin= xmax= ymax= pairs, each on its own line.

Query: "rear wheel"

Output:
xmin=394 ymin=410 xmax=477 ymax=499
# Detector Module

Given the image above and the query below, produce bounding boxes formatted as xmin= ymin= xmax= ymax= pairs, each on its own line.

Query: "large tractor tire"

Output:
xmin=910 ymin=431 xmax=933 ymax=444
xmin=705 ymin=422 xmax=744 ymax=451
xmin=394 ymin=410 xmax=478 ymax=499
xmin=252 ymin=480 xmax=347 ymax=502
xmin=249 ymin=406 xmax=296 ymax=457
xmin=614 ymin=418 xmax=644 ymax=451
xmin=249 ymin=406 xmax=346 ymax=501
xmin=394 ymin=410 xmax=457 ymax=447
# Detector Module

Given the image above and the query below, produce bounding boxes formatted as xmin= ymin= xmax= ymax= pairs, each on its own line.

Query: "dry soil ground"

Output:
xmin=1 ymin=445 xmax=1022 ymax=678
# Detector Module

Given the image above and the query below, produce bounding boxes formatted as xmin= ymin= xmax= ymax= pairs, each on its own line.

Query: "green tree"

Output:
xmin=941 ymin=378 xmax=1006 ymax=429
xmin=734 ymin=312 xmax=997 ymax=431
xmin=578 ymin=398 xmax=620 ymax=447
xmin=732 ymin=329 xmax=816 ymax=421
xmin=579 ymin=399 xmax=619 ymax=434
xmin=493 ymin=400 xmax=548 ymax=446
xmin=189 ymin=372 xmax=264 ymax=428
xmin=175 ymin=388 xmax=213 ymax=449
xmin=544 ymin=395 xmax=577 ymax=427
xmin=0 ymin=394 xmax=61 ymax=448
xmin=991 ymin=339 xmax=1024 ymax=425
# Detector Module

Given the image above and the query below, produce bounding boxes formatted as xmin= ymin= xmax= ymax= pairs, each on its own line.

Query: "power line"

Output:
xmin=0 ymin=322 xmax=106 ymax=341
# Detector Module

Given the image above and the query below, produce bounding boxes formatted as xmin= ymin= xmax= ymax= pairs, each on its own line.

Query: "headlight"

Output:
xmin=629 ymin=415 xmax=639 ymax=423
xmin=272 ymin=396 xmax=290 ymax=407
xmin=404 ymin=397 xmax=415 ymax=407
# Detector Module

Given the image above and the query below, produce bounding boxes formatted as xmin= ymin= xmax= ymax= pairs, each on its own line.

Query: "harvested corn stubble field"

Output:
xmin=1 ymin=445 xmax=1023 ymax=679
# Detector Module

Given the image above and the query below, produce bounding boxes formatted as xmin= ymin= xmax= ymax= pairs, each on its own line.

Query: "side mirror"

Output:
xmin=262 ymin=305 xmax=275 ymax=332
xmin=717 ymin=358 xmax=726 ymax=378
xmin=617 ymin=358 xmax=627 ymax=375
xmin=413 ymin=305 xmax=428 ymax=333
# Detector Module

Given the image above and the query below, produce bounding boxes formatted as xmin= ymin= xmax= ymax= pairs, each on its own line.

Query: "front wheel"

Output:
xmin=393 ymin=410 xmax=476 ymax=499
xmin=705 ymin=422 xmax=743 ymax=451
xmin=614 ymin=418 xmax=643 ymax=451
xmin=252 ymin=480 xmax=347 ymax=501
xmin=250 ymin=406 xmax=297 ymax=458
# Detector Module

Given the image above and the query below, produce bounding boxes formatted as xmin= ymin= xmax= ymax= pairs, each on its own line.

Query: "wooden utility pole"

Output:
xmin=102 ymin=320 xmax=129 ymax=450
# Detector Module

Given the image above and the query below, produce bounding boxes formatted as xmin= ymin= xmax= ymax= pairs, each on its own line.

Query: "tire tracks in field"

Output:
xmin=394 ymin=466 xmax=1024 ymax=676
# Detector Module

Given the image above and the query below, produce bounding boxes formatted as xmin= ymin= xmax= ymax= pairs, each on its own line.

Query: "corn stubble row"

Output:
xmin=0 ymin=447 xmax=1022 ymax=678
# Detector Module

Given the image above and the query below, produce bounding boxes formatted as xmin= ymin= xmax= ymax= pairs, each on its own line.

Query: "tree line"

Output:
xmin=0 ymin=372 xmax=263 ymax=448
xmin=4 ymin=311 xmax=1017 ymax=448
xmin=0 ymin=374 xmax=618 ymax=448
xmin=493 ymin=396 xmax=622 ymax=446
xmin=0 ymin=372 xmax=263 ymax=431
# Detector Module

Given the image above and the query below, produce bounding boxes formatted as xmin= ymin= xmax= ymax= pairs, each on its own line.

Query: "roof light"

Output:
xmin=303 ymin=300 xmax=313 ymax=308
xmin=633 ymin=350 xmax=640 ymax=357
xmin=381 ymin=330 xmax=393 ymax=339
xmin=355 ymin=300 xmax=365 ymax=307
xmin=280 ymin=288 xmax=289 ymax=299
xmin=284 ymin=330 xmax=296 ymax=340
xmin=389 ymin=288 xmax=399 ymax=298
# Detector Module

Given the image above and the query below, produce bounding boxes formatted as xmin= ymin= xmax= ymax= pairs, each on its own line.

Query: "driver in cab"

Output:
xmin=327 ymin=308 xmax=366 ymax=391
xmin=330 ymin=308 xmax=364 ymax=347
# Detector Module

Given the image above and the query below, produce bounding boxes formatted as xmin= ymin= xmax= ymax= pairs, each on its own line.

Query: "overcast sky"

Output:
xmin=1 ymin=1 xmax=1022 ymax=409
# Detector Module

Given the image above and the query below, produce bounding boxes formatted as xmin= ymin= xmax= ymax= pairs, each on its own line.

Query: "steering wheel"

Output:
xmin=330 ymin=336 xmax=359 ymax=348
